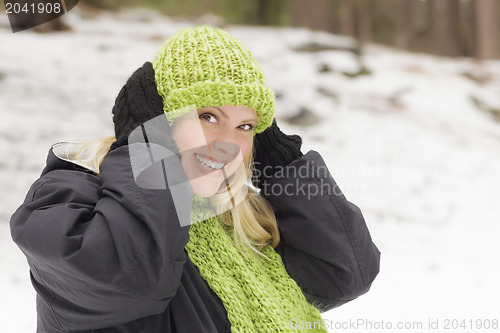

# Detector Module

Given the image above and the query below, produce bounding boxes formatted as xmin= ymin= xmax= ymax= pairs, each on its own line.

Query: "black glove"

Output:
xmin=252 ymin=119 xmax=303 ymax=188
xmin=110 ymin=62 xmax=166 ymax=151
xmin=108 ymin=62 xmax=183 ymax=191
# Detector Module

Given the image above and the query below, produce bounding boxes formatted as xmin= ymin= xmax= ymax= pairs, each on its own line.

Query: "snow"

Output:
xmin=1 ymin=7 xmax=500 ymax=332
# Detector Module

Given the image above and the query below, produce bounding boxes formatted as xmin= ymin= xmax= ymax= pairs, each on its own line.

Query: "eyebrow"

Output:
xmin=213 ymin=106 xmax=258 ymax=123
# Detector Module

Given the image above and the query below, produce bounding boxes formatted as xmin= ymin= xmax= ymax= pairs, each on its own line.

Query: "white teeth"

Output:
xmin=195 ymin=153 xmax=224 ymax=170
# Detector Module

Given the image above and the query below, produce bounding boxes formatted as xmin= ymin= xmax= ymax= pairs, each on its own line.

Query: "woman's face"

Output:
xmin=172 ymin=105 xmax=257 ymax=197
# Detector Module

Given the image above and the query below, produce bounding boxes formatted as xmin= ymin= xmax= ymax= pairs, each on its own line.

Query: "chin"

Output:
xmin=190 ymin=177 xmax=223 ymax=198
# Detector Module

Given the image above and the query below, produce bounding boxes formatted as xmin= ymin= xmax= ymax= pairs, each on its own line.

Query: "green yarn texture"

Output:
xmin=185 ymin=215 xmax=328 ymax=333
xmin=152 ymin=26 xmax=275 ymax=134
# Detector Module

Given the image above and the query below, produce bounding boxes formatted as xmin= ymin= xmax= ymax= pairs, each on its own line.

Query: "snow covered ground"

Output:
xmin=1 ymin=7 xmax=500 ymax=332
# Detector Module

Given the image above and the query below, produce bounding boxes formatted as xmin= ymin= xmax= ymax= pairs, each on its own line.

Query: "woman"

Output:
xmin=10 ymin=26 xmax=380 ymax=333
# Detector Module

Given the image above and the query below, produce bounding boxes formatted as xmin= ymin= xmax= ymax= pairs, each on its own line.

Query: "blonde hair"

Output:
xmin=78 ymin=136 xmax=280 ymax=259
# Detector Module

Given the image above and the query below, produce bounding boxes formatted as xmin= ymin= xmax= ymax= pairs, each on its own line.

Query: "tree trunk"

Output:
xmin=309 ymin=0 xmax=333 ymax=32
xmin=358 ymin=0 xmax=372 ymax=43
xmin=473 ymin=0 xmax=500 ymax=59
xmin=256 ymin=0 xmax=268 ymax=25
xmin=339 ymin=0 xmax=355 ymax=37
xmin=445 ymin=0 xmax=461 ymax=57
xmin=427 ymin=0 xmax=450 ymax=56
xmin=290 ymin=0 xmax=309 ymax=28
xmin=394 ymin=0 xmax=414 ymax=50
xmin=290 ymin=0 xmax=333 ymax=32
xmin=460 ymin=0 xmax=475 ymax=57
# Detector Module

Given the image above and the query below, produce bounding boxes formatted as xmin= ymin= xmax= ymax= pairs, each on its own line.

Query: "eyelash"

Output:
xmin=200 ymin=113 xmax=217 ymax=123
xmin=199 ymin=113 xmax=254 ymax=131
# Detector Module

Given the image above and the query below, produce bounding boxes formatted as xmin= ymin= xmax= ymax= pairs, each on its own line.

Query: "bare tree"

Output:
xmin=256 ymin=0 xmax=268 ymax=25
xmin=394 ymin=0 xmax=414 ymax=50
xmin=286 ymin=0 xmax=499 ymax=59
xmin=339 ymin=0 xmax=355 ymax=37
xmin=358 ymin=0 xmax=373 ymax=43
xmin=290 ymin=0 xmax=309 ymax=28
xmin=445 ymin=0 xmax=462 ymax=57
xmin=428 ymin=0 xmax=451 ymax=56
xmin=459 ymin=0 xmax=475 ymax=57
xmin=310 ymin=0 xmax=334 ymax=32
xmin=473 ymin=0 xmax=500 ymax=59
xmin=290 ymin=0 xmax=333 ymax=32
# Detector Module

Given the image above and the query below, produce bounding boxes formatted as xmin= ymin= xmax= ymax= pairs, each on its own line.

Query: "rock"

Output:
xmin=317 ymin=63 xmax=333 ymax=73
xmin=461 ymin=71 xmax=492 ymax=85
xmin=470 ymin=95 xmax=500 ymax=122
xmin=387 ymin=86 xmax=412 ymax=109
xmin=316 ymin=87 xmax=340 ymax=105
xmin=281 ymin=107 xmax=320 ymax=127
xmin=292 ymin=41 xmax=360 ymax=55
xmin=34 ymin=17 xmax=72 ymax=33
xmin=342 ymin=66 xmax=371 ymax=78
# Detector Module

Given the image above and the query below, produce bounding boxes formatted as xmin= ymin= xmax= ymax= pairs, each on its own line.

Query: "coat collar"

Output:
xmin=42 ymin=142 xmax=100 ymax=177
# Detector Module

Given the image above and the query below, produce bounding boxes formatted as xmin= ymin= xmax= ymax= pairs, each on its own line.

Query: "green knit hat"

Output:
xmin=152 ymin=26 xmax=275 ymax=134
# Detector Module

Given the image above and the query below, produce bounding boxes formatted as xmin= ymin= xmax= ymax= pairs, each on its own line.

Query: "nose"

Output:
xmin=212 ymin=141 xmax=239 ymax=156
xmin=205 ymin=127 xmax=240 ymax=159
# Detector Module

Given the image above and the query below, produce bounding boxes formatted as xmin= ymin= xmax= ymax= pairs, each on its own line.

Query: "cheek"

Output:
xmin=172 ymin=122 xmax=207 ymax=151
xmin=237 ymin=136 xmax=253 ymax=159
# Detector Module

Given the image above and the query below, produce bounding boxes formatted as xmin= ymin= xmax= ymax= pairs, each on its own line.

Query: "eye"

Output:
xmin=200 ymin=113 xmax=218 ymax=123
xmin=238 ymin=123 xmax=254 ymax=131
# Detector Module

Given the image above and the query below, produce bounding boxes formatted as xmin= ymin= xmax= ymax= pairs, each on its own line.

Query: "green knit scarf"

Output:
xmin=185 ymin=215 xmax=328 ymax=333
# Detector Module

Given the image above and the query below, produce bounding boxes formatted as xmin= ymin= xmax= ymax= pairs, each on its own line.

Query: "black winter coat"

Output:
xmin=10 ymin=146 xmax=380 ymax=333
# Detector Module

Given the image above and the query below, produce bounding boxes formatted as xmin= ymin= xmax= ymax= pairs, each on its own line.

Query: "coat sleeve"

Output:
xmin=260 ymin=150 xmax=381 ymax=313
xmin=10 ymin=146 xmax=191 ymax=331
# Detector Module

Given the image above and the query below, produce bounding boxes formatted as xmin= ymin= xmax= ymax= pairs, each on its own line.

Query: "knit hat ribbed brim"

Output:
xmin=152 ymin=26 xmax=275 ymax=134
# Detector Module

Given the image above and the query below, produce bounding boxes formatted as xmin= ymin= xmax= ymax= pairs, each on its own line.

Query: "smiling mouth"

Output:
xmin=194 ymin=153 xmax=225 ymax=170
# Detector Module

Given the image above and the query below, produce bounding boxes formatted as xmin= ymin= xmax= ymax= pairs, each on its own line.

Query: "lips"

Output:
xmin=194 ymin=153 xmax=225 ymax=170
